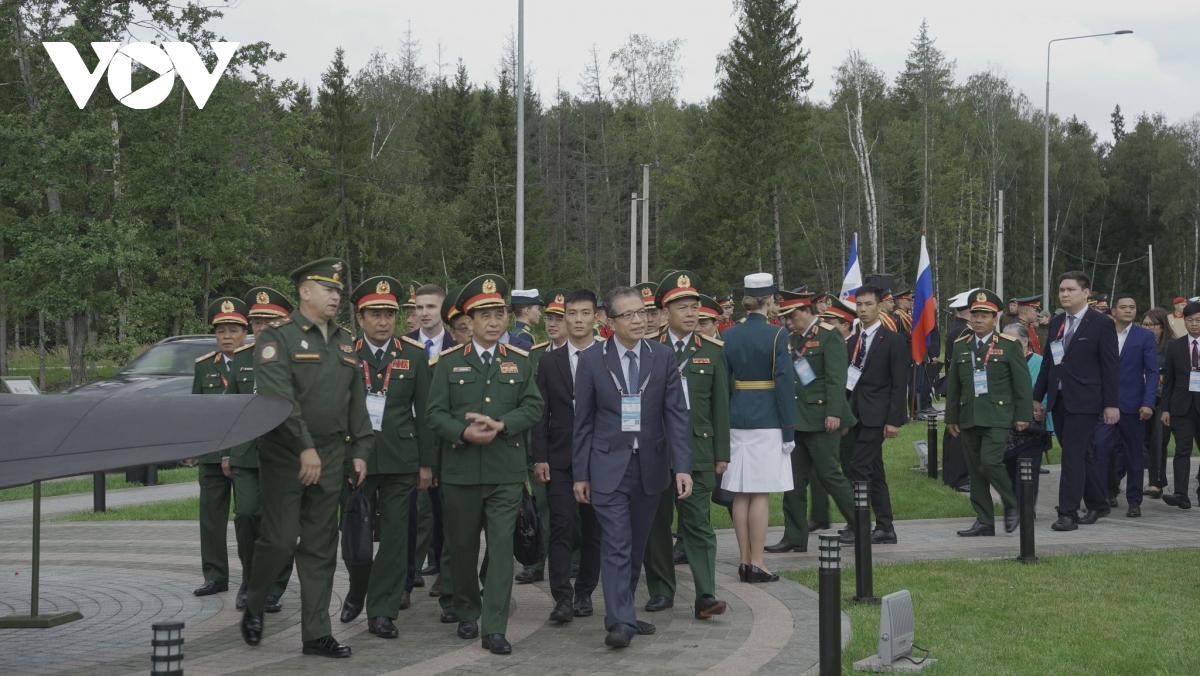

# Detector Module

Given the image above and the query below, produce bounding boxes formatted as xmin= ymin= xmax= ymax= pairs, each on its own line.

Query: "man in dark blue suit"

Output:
xmin=572 ymin=286 xmax=692 ymax=649
xmin=1033 ymin=271 xmax=1120 ymax=531
xmin=1091 ymin=293 xmax=1158 ymax=517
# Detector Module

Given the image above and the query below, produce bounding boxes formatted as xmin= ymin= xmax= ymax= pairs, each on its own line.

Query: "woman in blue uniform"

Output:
xmin=721 ymin=273 xmax=796 ymax=582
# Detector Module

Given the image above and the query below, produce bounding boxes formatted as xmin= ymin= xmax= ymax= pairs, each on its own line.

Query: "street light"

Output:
xmin=1043 ymin=30 xmax=1132 ymax=306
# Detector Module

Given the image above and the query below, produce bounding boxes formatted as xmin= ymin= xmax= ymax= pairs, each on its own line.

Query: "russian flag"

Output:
xmin=839 ymin=233 xmax=862 ymax=304
xmin=911 ymin=235 xmax=936 ymax=362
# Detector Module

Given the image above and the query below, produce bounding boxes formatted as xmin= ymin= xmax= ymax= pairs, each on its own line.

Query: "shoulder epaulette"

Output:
xmin=700 ymin=333 xmax=725 ymax=347
xmin=819 ymin=321 xmax=834 ymax=331
xmin=439 ymin=343 xmax=467 ymax=357
xmin=955 ymin=333 xmax=972 ymax=343
xmin=400 ymin=335 xmax=426 ymax=350
xmin=269 ymin=317 xmax=291 ymax=328
xmin=503 ymin=344 xmax=530 ymax=358
xmin=532 ymin=341 xmax=550 ymax=351
xmin=195 ymin=350 xmax=217 ymax=363
xmin=234 ymin=344 xmax=254 ymax=354
xmin=999 ymin=333 xmax=1018 ymax=342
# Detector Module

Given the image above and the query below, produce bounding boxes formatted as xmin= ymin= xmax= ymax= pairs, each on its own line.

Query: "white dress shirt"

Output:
xmin=613 ymin=339 xmax=643 ymax=449
xmin=1116 ymin=323 xmax=1131 ymax=355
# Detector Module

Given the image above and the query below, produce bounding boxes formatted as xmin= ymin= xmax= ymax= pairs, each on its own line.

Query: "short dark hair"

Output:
xmin=415 ymin=284 xmax=446 ymax=300
xmin=856 ymin=284 xmax=882 ymax=303
xmin=1184 ymin=303 xmax=1200 ymax=318
xmin=1112 ymin=292 xmax=1136 ymax=307
xmin=603 ymin=286 xmax=641 ymax=315
xmin=564 ymin=288 xmax=597 ymax=309
xmin=1058 ymin=270 xmax=1091 ymax=291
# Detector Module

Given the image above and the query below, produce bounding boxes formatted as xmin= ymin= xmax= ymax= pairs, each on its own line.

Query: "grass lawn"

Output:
xmin=784 ymin=549 xmax=1198 ymax=675
xmin=0 ymin=467 xmax=198 ymax=502
xmin=55 ymin=496 xmax=223 ymax=521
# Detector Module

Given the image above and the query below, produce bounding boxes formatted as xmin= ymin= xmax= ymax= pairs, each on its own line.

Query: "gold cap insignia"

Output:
xmin=642 ymin=287 xmax=653 ymax=297
xmin=377 ymin=280 xmax=391 ymax=295
xmin=408 ymin=285 xmax=415 ymax=297
xmin=482 ymin=278 xmax=497 ymax=294
xmin=221 ymin=300 xmax=234 ymax=313
xmin=256 ymin=291 xmax=269 ymax=305
xmin=332 ymin=273 xmax=340 ymax=282
xmin=677 ymin=274 xmax=690 ymax=289
xmin=555 ymin=293 xmax=565 ymax=304
xmin=976 ymin=292 xmax=987 ymax=302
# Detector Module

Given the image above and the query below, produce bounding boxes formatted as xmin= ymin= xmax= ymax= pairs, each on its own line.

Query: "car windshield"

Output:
xmin=119 ymin=342 xmax=219 ymax=377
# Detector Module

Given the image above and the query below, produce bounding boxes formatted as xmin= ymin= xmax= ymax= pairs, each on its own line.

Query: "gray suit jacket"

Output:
xmin=572 ymin=336 xmax=692 ymax=495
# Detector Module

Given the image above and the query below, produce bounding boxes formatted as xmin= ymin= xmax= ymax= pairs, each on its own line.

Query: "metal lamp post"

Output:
xmin=1043 ymin=30 xmax=1132 ymax=304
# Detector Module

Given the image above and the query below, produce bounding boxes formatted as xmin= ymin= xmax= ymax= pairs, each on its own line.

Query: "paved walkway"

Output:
xmin=1 ymin=461 xmax=1198 ymax=675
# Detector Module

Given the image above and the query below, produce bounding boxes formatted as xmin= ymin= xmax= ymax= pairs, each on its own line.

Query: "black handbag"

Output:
xmin=340 ymin=483 xmax=374 ymax=566
xmin=513 ymin=484 xmax=545 ymax=567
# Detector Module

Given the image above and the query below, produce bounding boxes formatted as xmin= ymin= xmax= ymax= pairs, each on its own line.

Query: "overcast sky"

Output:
xmin=206 ymin=0 xmax=1200 ymax=143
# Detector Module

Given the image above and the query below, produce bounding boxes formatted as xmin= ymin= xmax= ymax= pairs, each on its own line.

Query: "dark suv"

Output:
xmin=67 ymin=334 xmax=247 ymax=396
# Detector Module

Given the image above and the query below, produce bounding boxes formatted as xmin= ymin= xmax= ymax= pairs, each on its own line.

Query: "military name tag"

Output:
xmin=453 ymin=366 xmax=471 ymax=372
xmin=500 ymin=362 xmax=519 ymax=374
xmin=794 ymin=358 xmax=816 ymax=386
xmin=1049 ymin=340 xmax=1065 ymax=365
xmin=692 ymin=358 xmax=710 ymax=364
xmin=846 ymin=365 xmax=863 ymax=391
xmin=805 ymin=340 xmax=820 ymax=348
xmin=341 ymin=355 xmax=358 ymax=366
xmin=365 ymin=393 xmax=386 ymax=431
xmin=293 ymin=351 xmax=321 ymax=361
xmin=621 ymin=396 xmax=642 ymax=432
xmin=1190 ymin=370 xmax=1200 ymax=393
xmin=973 ymin=369 xmax=989 ymax=396
xmin=239 ymin=366 xmax=254 ymax=372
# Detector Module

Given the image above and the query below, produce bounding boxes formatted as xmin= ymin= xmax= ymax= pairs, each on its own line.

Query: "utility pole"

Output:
xmin=1148 ymin=244 xmax=1155 ymax=308
xmin=630 ymin=192 xmax=638 ymax=285
xmin=996 ymin=190 xmax=1005 ymax=300
xmin=641 ymin=165 xmax=650 ymax=282
xmin=515 ymin=0 xmax=525 ymax=289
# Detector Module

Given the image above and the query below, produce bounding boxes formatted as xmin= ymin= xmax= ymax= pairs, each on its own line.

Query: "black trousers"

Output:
xmin=546 ymin=467 xmax=601 ymax=604
xmin=1168 ymin=409 xmax=1200 ymax=497
xmin=1145 ymin=402 xmax=1169 ymax=489
xmin=1051 ymin=399 xmax=1108 ymax=519
xmin=850 ymin=424 xmax=894 ymax=530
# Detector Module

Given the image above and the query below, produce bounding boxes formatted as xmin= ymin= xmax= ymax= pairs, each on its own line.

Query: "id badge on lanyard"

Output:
xmin=1049 ymin=340 xmax=1065 ymax=365
xmin=365 ymin=393 xmax=386 ymax=431
xmin=846 ymin=365 xmax=863 ymax=391
xmin=1190 ymin=370 xmax=1200 ymax=393
xmin=795 ymin=358 xmax=816 ymax=386
xmin=621 ymin=396 xmax=642 ymax=431
xmin=679 ymin=376 xmax=691 ymax=410
xmin=973 ymin=369 xmax=989 ymax=396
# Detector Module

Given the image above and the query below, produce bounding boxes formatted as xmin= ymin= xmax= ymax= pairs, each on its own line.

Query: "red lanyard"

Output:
xmin=971 ymin=334 xmax=999 ymax=369
xmin=362 ymin=353 xmax=394 ymax=395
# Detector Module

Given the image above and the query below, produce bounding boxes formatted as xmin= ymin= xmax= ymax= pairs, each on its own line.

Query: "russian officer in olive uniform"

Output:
xmin=642 ymin=271 xmax=730 ymax=619
xmin=427 ymin=274 xmax=544 ymax=655
xmin=226 ymin=287 xmax=297 ymax=612
xmin=766 ymin=290 xmax=856 ymax=553
xmin=192 ymin=297 xmax=251 ymax=600
xmin=240 ymin=258 xmax=374 ymax=659
xmin=945 ymin=288 xmax=1032 ymax=536
xmin=339 ymin=276 xmax=435 ymax=639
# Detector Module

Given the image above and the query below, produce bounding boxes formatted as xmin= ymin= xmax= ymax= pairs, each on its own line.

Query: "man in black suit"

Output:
xmin=406 ymin=284 xmax=457 ymax=357
xmin=1159 ymin=302 xmax=1200 ymax=508
xmin=1033 ymin=271 xmax=1120 ymax=531
xmin=532 ymin=289 xmax=603 ymax=623
xmin=845 ymin=285 xmax=908 ymax=544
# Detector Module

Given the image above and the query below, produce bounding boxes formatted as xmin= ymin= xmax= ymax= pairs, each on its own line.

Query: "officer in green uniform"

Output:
xmin=430 ymin=286 xmax=467 ymax=623
xmin=338 ymin=276 xmax=435 ymax=639
xmin=226 ymin=287 xmax=297 ymax=612
xmin=642 ymin=271 xmax=730 ymax=619
xmin=192 ymin=297 xmax=250 ymax=600
xmin=766 ymin=290 xmax=856 ymax=553
xmin=808 ymin=297 xmax=860 ymax=536
xmin=945 ymin=288 xmax=1032 ymax=536
xmin=240 ymin=258 xmax=373 ymax=659
xmin=636 ymin=281 xmax=661 ymax=338
xmin=426 ymin=274 xmax=544 ymax=655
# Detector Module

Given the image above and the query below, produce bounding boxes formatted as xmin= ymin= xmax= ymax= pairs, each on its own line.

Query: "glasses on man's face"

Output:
xmin=612 ymin=309 xmax=648 ymax=322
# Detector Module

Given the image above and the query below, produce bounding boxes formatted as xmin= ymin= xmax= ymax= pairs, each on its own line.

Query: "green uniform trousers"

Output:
xmin=440 ymin=482 xmax=521 ymax=635
xmin=231 ymin=466 xmax=290 ymax=597
xmin=342 ymin=473 xmax=416 ymax=619
xmin=961 ymin=426 xmax=1016 ymax=526
xmin=246 ymin=440 xmax=345 ymax=642
xmin=810 ymin=428 xmax=856 ymax=524
xmin=783 ymin=431 xmax=855 ymax=545
xmin=412 ymin=489 xmax=436 ymax=572
xmin=644 ymin=470 xmax=717 ymax=601
xmin=198 ymin=463 xmax=231 ymax=584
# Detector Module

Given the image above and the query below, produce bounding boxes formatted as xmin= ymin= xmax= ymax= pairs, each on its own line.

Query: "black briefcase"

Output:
xmin=340 ymin=483 xmax=374 ymax=566
xmin=513 ymin=484 xmax=545 ymax=567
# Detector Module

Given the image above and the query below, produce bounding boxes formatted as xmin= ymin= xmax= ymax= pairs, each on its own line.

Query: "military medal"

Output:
xmin=500 ymin=362 xmax=519 ymax=374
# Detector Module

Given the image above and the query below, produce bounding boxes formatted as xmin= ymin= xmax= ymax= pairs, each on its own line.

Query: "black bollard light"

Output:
xmin=151 ymin=621 xmax=184 ymax=675
xmin=93 ymin=471 xmax=106 ymax=513
xmin=818 ymin=534 xmax=842 ymax=676
xmin=927 ymin=418 xmax=939 ymax=480
xmin=1017 ymin=457 xmax=1038 ymax=563
xmin=850 ymin=481 xmax=878 ymax=604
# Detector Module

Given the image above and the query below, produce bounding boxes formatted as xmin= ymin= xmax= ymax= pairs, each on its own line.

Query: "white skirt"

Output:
xmin=721 ymin=428 xmax=793 ymax=494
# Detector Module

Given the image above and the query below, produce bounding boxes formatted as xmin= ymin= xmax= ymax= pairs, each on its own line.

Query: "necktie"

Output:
xmin=1192 ymin=339 xmax=1198 ymax=370
xmin=425 ymin=339 xmax=435 ymax=359
xmin=481 ymin=351 xmax=492 ymax=367
xmin=625 ymin=350 xmax=640 ymax=394
xmin=675 ymin=340 xmax=686 ymax=363
xmin=1063 ymin=315 xmax=1077 ymax=349
xmin=375 ymin=348 xmax=384 ymax=363
xmin=855 ymin=332 xmax=868 ymax=368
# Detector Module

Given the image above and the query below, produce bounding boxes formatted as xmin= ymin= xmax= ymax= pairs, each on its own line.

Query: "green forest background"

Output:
xmin=2 ymin=1 xmax=1198 ymax=387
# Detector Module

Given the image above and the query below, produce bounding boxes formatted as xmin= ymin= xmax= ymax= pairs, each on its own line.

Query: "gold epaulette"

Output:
xmin=819 ymin=321 xmax=834 ymax=331
xmin=269 ymin=317 xmax=291 ymax=328
xmin=439 ymin=343 xmax=467 ymax=357
xmin=234 ymin=344 xmax=254 ymax=354
xmin=502 ymin=344 xmax=530 ymax=358
xmin=195 ymin=351 xmax=217 ymax=363
xmin=400 ymin=335 xmax=426 ymax=350
xmin=700 ymin=334 xmax=725 ymax=347
xmin=999 ymin=333 xmax=1018 ymax=342
xmin=955 ymin=333 xmax=972 ymax=343
xmin=532 ymin=341 xmax=550 ymax=351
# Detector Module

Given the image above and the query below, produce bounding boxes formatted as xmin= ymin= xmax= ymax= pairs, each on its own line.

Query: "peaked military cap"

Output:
xmin=352 ymin=275 xmax=402 ymax=311
xmin=743 ymin=272 xmax=776 ymax=297
xmin=656 ymin=270 xmax=701 ymax=308
xmin=511 ymin=288 xmax=543 ymax=307
xmin=813 ymin=292 xmax=829 ymax=304
xmin=894 ymin=289 xmax=913 ymax=300
xmin=1014 ymin=294 xmax=1042 ymax=308
xmin=401 ymin=280 xmax=422 ymax=308
xmin=636 ymin=281 xmax=660 ymax=308
xmin=968 ymin=288 xmax=1003 ymax=314
xmin=698 ymin=294 xmax=722 ymax=320
xmin=245 ymin=287 xmax=293 ymax=319
xmin=443 ymin=285 xmax=465 ymax=325
xmin=459 ymin=274 xmax=509 ymax=313
xmin=208 ymin=297 xmax=248 ymax=327
xmin=717 ymin=294 xmax=734 ymax=308
xmin=822 ymin=296 xmax=857 ymax=324
xmin=777 ymin=289 xmax=815 ymax=316
xmin=290 ymin=257 xmax=346 ymax=290
xmin=543 ymin=288 xmax=569 ymax=316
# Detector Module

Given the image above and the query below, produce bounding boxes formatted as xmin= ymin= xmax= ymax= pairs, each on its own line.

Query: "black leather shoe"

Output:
xmin=398 ymin=590 xmax=411 ymax=610
xmin=368 ymin=616 xmax=399 ymax=638
xmin=695 ymin=595 xmax=727 ymax=619
xmin=194 ymin=580 xmax=227 ymax=596
xmin=420 ymin=563 xmax=439 ymax=576
xmin=1108 ymin=497 xmax=1119 ymax=508
xmin=636 ymin=620 xmax=656 ymax=635
xmin=1079 ymin=507 xmax=1110 ymax=525
xmin=440 ymin=606 xmax=459 ymax=623
xmin=482 ymin=633 xmax=512 ymax=654
xmin=412 ymin=573 xmax=425 ymax=588
xmin=457 ymin=620 xmax=479 ymax=639
xmin=837 ymin=526 xmax=852 ymax=536
xmin=514 ymin=566 xmax=544 ymax=584
xmin=264 ymin=594 xmax=282 ymax=613
xmin=235 ymin=582 xmax=247 ymax=609
xmin=764 ymin=540 xmax=806 ymax=553
xmin=672 ymin=549 xmax=688 ymax=566
xmin=837 ymin=530 xmax=855 ymax=545
xmin=644 ymin=595 xmax=673 ymax=612
xmin=738 ymin=563 xmax=749 ymax=582
xmin=956 ymin=520 xmax=995 ymax=537
xmin=240 ymin=610 xmax=262 ymax=646
xmin=605 ymin=628 xmax=632 ymax=648
xmin=340 ymin=597 xmax=364 ymax=623
xmin=302 ymin=635 xmax=352 ymax=658
xmin=573 ymin=596 xmax=593 ymax=617
xmin=549 ymin=599 xmax=573 ymax=623
xmin=429 ymin=575 xmax=443 ymax=597
xmin=746 ymin=565 xmax=779 ymax=583
xmin=871 ymin=528 xmax=898 ymax=544
xmin=1051 ymin=516 xmax=1078 ymax=531
xmin=1004 ymin=509 xmax=1019 ymax=534
xmin=1163 ymin=492 xmax=1192 ymax=509
xmin=807 ymin=520 xmax=831 ymax=531
xmin=1127 ymin=503 xmax=1141 ymax=517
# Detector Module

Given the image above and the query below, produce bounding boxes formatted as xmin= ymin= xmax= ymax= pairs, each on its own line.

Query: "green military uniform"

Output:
xmin=808 ymin=298 xmax=861 ymax=528
xmin=774 ymin=291 xmax=855 ymax=549
xmin=945 ymin=289 xmax=1032 ymax=530
xmin=426 ymin=274 xmax=544 ymax=642
xmin=341 ymin=276 xmax=436 ymax=627
xmin=193 ymin=297 xmax=250 ymax=594
xmin=243 ymin=258 xmax=374 ymax=647
xmin=636 ymin=281 xmax=660 ymax=339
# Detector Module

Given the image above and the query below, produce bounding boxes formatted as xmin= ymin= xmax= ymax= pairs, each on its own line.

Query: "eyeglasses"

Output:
xmin=612 ymin=309 xmax=649 ymax=322
xmin=1142 ymin=322 xmax=1159 ymax=328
